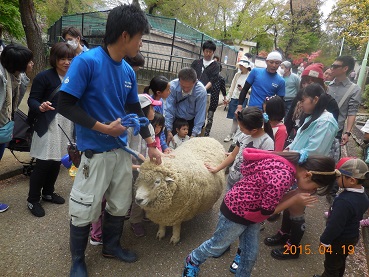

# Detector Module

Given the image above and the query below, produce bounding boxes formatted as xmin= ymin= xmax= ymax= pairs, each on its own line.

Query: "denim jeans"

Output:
xmin=190 ymin=213 xmax=260 ymax=277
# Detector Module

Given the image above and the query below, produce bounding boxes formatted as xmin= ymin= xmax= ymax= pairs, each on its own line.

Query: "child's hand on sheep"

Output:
xmin=204 ymin=162 xmax=219 ymax=173
xmin=164 ymin=153 xmax=176 ymax=159
xmin=163 ymin=148 xmax=172 ymax=154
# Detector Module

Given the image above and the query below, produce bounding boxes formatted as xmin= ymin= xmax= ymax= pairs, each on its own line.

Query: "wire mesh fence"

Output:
xmin=47 ymin=10 xmax=238 ymax=86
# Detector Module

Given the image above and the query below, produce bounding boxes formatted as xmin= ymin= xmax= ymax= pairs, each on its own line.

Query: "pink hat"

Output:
xmin=301 ymin=63 xmax=324 ymax=80
xmin=138 ymin=94 xmax=162 ymax=108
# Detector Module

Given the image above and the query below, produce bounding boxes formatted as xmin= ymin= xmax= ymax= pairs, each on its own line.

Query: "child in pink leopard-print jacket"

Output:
xmin=182 ymin=149 xmax=338 ymax=277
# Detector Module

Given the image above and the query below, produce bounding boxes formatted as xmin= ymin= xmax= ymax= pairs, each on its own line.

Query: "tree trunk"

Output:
xmin=19 ymin=0 xmax=47 ymax=80
xmin=63 ymin=0 xmax=69 ymax=15
xmin=284 ymin=0 xmax=295 ymax=58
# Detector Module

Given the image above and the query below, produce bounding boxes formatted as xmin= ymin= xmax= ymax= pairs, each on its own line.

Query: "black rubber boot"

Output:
xmin=70 ymin=222 xmax=90 ymax=277
xmin=264 ymin=210 xmax=291 ymax=246
xmin=271 ymin=217 xmax=305 ymax=260
xmin=102 ymin=210 xmax=138 ymax=263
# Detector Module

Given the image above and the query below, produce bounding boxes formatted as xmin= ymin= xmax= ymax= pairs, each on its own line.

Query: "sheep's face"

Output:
xmin=135 ymin=172 xmax=176 ymax=209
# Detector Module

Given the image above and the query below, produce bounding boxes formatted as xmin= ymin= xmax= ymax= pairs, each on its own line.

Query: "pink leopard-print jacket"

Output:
xmin=220 ymin=148 xmax=296 ymax=225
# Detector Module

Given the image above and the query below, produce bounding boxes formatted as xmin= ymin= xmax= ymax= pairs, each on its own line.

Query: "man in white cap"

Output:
xmin=236 ymin=51 xmax=285 ymax=112
xmin=278 ymin=60 xmax=300 ymax=115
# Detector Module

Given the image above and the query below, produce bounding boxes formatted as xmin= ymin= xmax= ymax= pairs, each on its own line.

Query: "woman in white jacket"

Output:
xmin=224 ymin=57 xmax=252 ymax=142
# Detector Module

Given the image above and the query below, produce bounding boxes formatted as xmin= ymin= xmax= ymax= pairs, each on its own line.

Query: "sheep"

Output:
xmin=135 ymin=137 xmax=226 ymax=244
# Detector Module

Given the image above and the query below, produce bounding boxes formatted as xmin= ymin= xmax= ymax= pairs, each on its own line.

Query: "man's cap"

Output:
xmin=266 ymin=51 xmax=282 ymax=61
xmin=138 ymin=94 xmax=162 ymax=109
xmin=336 ymin=157 xmax=369 ymax=180
xmin=301 ymin=63 xmax=324 ymax=80
xmin=237 ymin=57 xmax=253 ymax=69
xmin=281 ymin=61 xmax=292 ymax=69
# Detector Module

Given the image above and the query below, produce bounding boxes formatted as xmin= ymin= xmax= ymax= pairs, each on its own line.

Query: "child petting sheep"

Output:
xmin=182 ymin=150 xmax=338 ymax=277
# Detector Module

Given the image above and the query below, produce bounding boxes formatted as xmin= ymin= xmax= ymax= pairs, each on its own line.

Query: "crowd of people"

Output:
xmin=0 ymin=4 xmax=369 ymax=277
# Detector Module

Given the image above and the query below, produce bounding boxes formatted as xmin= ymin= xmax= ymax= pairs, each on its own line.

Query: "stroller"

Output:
xmin=7 ymin=110 xmax=35 ymax=176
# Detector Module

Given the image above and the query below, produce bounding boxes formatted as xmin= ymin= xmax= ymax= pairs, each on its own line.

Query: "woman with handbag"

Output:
xmin=0 ymin=44 xmax=33 ymax=213
xmin=26 ymin=42 xmax=75 ymax=217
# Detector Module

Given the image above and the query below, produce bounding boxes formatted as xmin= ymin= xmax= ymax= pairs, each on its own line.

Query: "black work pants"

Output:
xmin=321 ymin=238 xmax=358 ymax=277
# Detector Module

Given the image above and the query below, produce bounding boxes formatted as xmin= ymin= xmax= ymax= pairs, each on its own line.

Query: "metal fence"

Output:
xmin=47 ymin=10 xmax=238 ymax=87
xmin=138 ymin=51 xmax=237 ymax=87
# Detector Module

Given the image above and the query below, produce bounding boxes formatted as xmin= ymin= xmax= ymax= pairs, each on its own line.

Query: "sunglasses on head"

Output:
xmin=330 ymin=64 xmax=343 ymax=69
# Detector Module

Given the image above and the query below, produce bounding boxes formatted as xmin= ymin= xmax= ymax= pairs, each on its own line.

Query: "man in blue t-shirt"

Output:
xmin=236 ymin=51 xmax=285 ymax=112
xmin=58 ymin=5 xmax=162 ymax=276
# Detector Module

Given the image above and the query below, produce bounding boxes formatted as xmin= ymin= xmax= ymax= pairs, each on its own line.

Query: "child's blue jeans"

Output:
xmin=190 ymin=213 xmax=260 ymax=277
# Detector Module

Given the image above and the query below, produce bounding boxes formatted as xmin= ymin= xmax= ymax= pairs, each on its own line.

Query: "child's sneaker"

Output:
xmin=90 ymin=236 xmax=103 ymax=246
xmin=360 ymin=217 xmax=369 ymax=227
xmin=229 ymin=248 xmax=241 ymax=274
xmin=224 ymin=135 xmax=232 ymax=142
xmin=0 ymin=203 xmax=9 ymax=212
xmin=182 ymin=255 xmax=199 ymax=277
xmin=324 ymin=211 xmax=329 ymax=219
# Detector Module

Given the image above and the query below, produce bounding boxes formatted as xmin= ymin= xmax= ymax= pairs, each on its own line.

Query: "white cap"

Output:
xmin=237 ymin=57 xmax=253 ymax=69
xmin=266 ymin=51 xmax=282 ymax=61
xmin=138 ymin=94 xmax=162 ymax=109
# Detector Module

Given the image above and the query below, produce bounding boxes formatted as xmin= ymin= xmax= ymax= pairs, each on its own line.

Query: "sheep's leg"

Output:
xmin=169 ymin=223 xmax=181 ymax=245
xmin=156 ymin=225 xmax=166 ymax=240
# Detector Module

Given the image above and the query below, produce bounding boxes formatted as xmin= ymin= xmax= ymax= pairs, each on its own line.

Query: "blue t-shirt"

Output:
xmin=247 ymin=68 xmax=285 ymax=109
xmin=60 ymin=47 xmax=139 ymax=152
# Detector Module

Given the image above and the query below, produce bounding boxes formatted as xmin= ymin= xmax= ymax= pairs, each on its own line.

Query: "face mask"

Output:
xmin=277 ymin=68 xmax=285 ymax=76
xmin=67 ymin=39 xmax=78 ymax=50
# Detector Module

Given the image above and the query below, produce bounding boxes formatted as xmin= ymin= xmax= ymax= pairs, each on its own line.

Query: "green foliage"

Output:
xmin=329 ymin=0 xmax=369 ymax=60
xmin=363 ymin=84 xmax=369 ymax=108
xmin=0 ymin=0 xmax=24 ymax=39
xmin=277 ymin=0 xmax=323 ymax=58
xmin=35 ymin=0 xmax=105 ymax=31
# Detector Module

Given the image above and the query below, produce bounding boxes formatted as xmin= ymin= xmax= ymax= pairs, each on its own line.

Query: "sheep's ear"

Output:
xmin=164 ymin=176 xmax=174 ymax=183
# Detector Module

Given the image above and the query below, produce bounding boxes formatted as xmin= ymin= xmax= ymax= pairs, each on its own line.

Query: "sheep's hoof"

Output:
xmin=156 ymin=230 xmax=165 ymax=241
xmin=169 ymin=235 xmax=180 ymax=245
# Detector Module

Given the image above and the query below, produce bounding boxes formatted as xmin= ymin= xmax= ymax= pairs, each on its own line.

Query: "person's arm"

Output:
xmin=220 ymin=77 xmax=227 ymax=98
xmin=58 ymin=91 xmax=126 ymax=137
xmin=165 ymin=84 xmax=176 ymax=143
xmin=205 ymin=145 xmax=240 ymax=173
xmin=237 ymin=81 xmax=252 ymax=106
xmin=261 ymin=169 xmax=295 ymax=215
xmin=272 ymin=191 xmax=318 ymax=215
xmin=192 ymin=88 xmax=207 ymax=136
xmin=341 ymin=115 xmax=356 ymax=145
xmin=28 ymin=73 xmax=48 ymax=114
xmin=276 ymin=79 xmax=285 ymax=99
xmin=292 ymin=119 xmax=338 ymax=155
xmin=342 ymin=85 xmax=361 ymax=145
xmin=159 ymin=131 xmax=169 ymax=152
xmin=320 ymin=199 xmax=350 ymax=245
xmin=274 ymin=126 xmax=288 ymax=151
xmin=205 ymin=62 xmax=220 ymax=90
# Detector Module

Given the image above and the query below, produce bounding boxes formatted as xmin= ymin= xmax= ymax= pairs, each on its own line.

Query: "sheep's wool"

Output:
xmin=135 ymin=137 xmax=226 ymax=243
